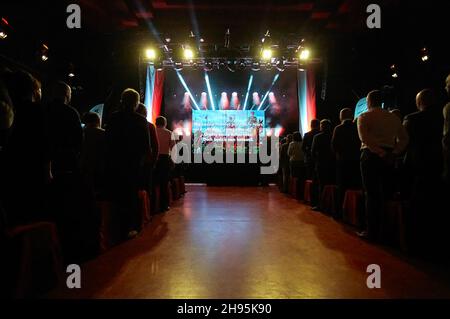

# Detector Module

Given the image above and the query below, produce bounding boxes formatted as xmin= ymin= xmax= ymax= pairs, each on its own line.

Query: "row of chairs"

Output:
xmin=0 ymin=176 xmax=186 ymax=298
xmin=284 ymin=177 xmax=408 ymax=251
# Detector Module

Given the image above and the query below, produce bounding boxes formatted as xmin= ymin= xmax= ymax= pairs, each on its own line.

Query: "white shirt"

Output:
xmin=357 ymin=107 xmax=409 ymax=156
xmin=156 ymin=127 xmax=175 ymax=155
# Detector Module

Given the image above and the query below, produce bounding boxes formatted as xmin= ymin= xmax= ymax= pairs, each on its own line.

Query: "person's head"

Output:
xmin=136 ymin=102 xmax=148 ymax=118
xmin=5 ymin=70 xmax=35 ymax=105
xmin=120 ymin=88 xmax=140 ymax=112
xmin=339 ymin=108 xmax=353 ymax=122
xmin=286 ymin=134 xmax=293 ymax=143
xmin=367 ymin=90 xmax=383 ymax=110
xmin=445 ymin=74 xmax=450 ymax=97
xmin=320 ymin=119 xmax=332 ymax=133
xmin=416 ymin=89 xmax=436 ymax=111
xmin=155 ymin=116 xmax=167 ymax=128
xmin=390 ymin=109 xmax=402 ymax=120
xmin=82 ymin=112 xmax=101 ymax=128
xmin=32 ymin=77 xmax=42 ymax=103
xmin=292 ymin=131 xmax=302 ymax=142
xmin=49 ymin=81 xmax=71 ymax=105
xmin=310 ymin=119 xmax=320 ymax=130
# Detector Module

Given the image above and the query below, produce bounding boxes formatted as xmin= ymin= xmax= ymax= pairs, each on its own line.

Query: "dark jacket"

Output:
xmin=105 ymin=110 xmax=150 ymax=179
xmin=312 ymin=131 xmax=335 ymax=169
xmin=47 ymin=101 xmax=83 ymax=173
xmin=331 ymin=120 xmax=361 ymax=161
xmin=403 ymin=108 xmax=443 ymax=176
xmin=302 ymin=128 xmax=320 ymax=164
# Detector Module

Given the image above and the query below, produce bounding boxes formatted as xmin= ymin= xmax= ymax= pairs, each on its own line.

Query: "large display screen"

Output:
xmin=162 ymin=68 xmax=299 ymax=141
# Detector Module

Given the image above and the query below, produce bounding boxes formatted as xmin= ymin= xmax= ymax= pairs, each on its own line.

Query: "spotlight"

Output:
xmin=299 ymin=48 xmax=310 ymax=61
xmin=421 ymin=47 xmax=429 ymax=62
xmin=276 ymin=59 xmax=286 ymax=72
xmin=262 ymin=48 xmax=272 ymax=61
xmin=392 ymin=73 xmax=398 ymax=78
xmin=165 ymin=38 xmax=171 ymax=43
xmin=41 ymin=54 xmax=49 ymax=62
xmin=265 ymin=62 xmax=273 ymax=71
xmin=204 ymin=60 xmax=213 ymax=72
xmin=183 ymin=48 xmax=194 ymax=60
xmin=251 ymin=61 xmax=260 ymax=71
xmin=145 ymin=48 xmax=157 ymax=60
xmin=237 ymin=60 xmax=246 ymax=70
xmin=0 ymin=31 xmax=7 ymax=40
xmin=68 ymin=73 xmax=75 ymax=78
xmin=226 ymin=60 xmax=236 ymax=72
xmin=200 ymin=38 xmax=205 ymax=43
xmin=174 ymin=61 xmax=183 ymax=71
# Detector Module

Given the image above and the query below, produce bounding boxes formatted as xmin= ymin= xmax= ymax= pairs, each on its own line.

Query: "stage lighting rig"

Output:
xmin=299 ymin=48 xmax=310 ymax=61
xmin=420 ymin=47 xmax=429 ymax=62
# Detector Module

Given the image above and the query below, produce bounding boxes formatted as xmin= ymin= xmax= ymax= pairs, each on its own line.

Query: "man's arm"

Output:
xmin=394 ymin=119 xmax=409 ymax=155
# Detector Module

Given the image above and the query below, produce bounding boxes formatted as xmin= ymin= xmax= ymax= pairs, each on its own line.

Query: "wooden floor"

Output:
xmin=51 ymin=185 xmax=450 ymax=298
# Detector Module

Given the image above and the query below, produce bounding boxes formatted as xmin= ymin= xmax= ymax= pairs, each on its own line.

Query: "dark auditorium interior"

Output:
xmin=1 ymin=0 xmax=450 ymax=302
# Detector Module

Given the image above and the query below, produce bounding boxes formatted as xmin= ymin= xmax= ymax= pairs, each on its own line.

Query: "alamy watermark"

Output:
xmin=171 ymin=135 xmax=280 ymax=175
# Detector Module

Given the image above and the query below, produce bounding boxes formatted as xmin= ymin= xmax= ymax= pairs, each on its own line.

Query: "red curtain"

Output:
xmin=151 ymin=70 xmax=165 ymax=124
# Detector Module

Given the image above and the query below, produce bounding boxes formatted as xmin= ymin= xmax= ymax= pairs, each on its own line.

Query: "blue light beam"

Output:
xmin=258 ymin=73 xmax=280 ymax=110
xmin=176 ymin=70 xmax=200 ymax=110
xmin=205 ymin=73 xmax=215 ymax=110
xmin=243 ymin=75 xmax=254 ymax=110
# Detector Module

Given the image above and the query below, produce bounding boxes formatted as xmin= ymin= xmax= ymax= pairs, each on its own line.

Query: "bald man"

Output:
xmin=332 ymin=108 xmax=361 ymax=219
xmin=403 ymin=89 xmax=443 ymax=176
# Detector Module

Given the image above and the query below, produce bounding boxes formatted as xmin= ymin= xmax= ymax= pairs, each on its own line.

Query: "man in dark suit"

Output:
xmin=403 ymin=89 xmax=444 ymax=255
xmin=332 ymin=108 xmax=361 ymax=219
xmin=311 ymin=119 xmax=335 ymax=211
xmin=105 ymin=89 xmax=150 ymax=239
xmin=302 ymin=119 xmax=320 ymax=180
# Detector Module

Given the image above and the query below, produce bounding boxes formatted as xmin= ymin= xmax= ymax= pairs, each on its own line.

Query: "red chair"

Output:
xmin=320 ymin=185 xmax=337 ymax=215
xmin=342 ymin=190 xmax=364 ymax=227
xmin=2 ymin=222 xmax=63 ymax=298
xmin=138 ymin=190 xmax=151 ymax=226
xmin=304 ymin=180 xmax=314 ymax=203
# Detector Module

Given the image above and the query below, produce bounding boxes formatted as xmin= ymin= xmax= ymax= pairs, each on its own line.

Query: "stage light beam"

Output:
xmin=176 ymin=71 xmax=200 ymax=110
xmin=258 ymin=73 xmax=280 ymax=110
xmin=243 ymin=75 xmax=254 ymax=110
xmin=205 ymin=73 xmax=216 ymax=110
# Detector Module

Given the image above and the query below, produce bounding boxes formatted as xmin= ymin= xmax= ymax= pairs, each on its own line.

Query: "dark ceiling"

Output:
xmin=0 ymin=0 xmax=447 ymax=119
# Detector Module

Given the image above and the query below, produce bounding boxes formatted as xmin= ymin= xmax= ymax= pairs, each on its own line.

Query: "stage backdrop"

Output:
xmin=144 ymin=65 xmax=316 ymax=137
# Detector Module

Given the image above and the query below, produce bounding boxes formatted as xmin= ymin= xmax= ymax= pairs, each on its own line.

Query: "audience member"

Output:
xmin=302 ymin=119 xmax=321 ymax=179
xmin=332 ymin=108 xmax=361 ymax=219
xmin=288 ymin=132 xmax=305 ymax=179
xmin=311 ymin=119 xmax=335 ymax=211
xmin=403 ymin=89 xmax=444 ymax=255
xmin=1 ymin=71 xmax=51 ymax=226
xmin=80 ymin=112 xmax=105 ymax=195
xmin=46 ymin=81 xmax=82 ymax=177
xmin=357 ymin=90 xmax=408 ymax=241
xmin=135 ymin=103 xmax=159 ymax=201
xmin=280 ymin=134 xmax=293 ymax=193
xmin=105 ymin=89 xmax=150 ymax=238
xmin=155 ymin=116 xmax=175 ymax=212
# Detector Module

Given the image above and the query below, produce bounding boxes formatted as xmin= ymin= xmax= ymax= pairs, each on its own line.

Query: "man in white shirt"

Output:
xmin=155 ymin=116 xmax=175 ymax=212
xmin=357 ymin=90 xmax=409 ymax=241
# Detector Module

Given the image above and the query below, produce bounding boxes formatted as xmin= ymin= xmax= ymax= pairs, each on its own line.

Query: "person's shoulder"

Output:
xmin=404 ymin=110 xmax=421 ymax=122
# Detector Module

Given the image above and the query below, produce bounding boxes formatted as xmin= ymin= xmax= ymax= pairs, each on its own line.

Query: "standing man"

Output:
xmin=105 ymin=89 xmax=150 ymax=239
xmin=302 ymin=119 xmax=321 ymax=180
xmin=357 ymin=90 xmax=408 ymax=241
xmin=332 ymin=108 xmax=361 ymax=219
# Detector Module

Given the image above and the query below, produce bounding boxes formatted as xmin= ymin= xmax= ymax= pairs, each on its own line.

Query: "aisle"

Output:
xmin=52 ymin=185 xmax=450 ymax=298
